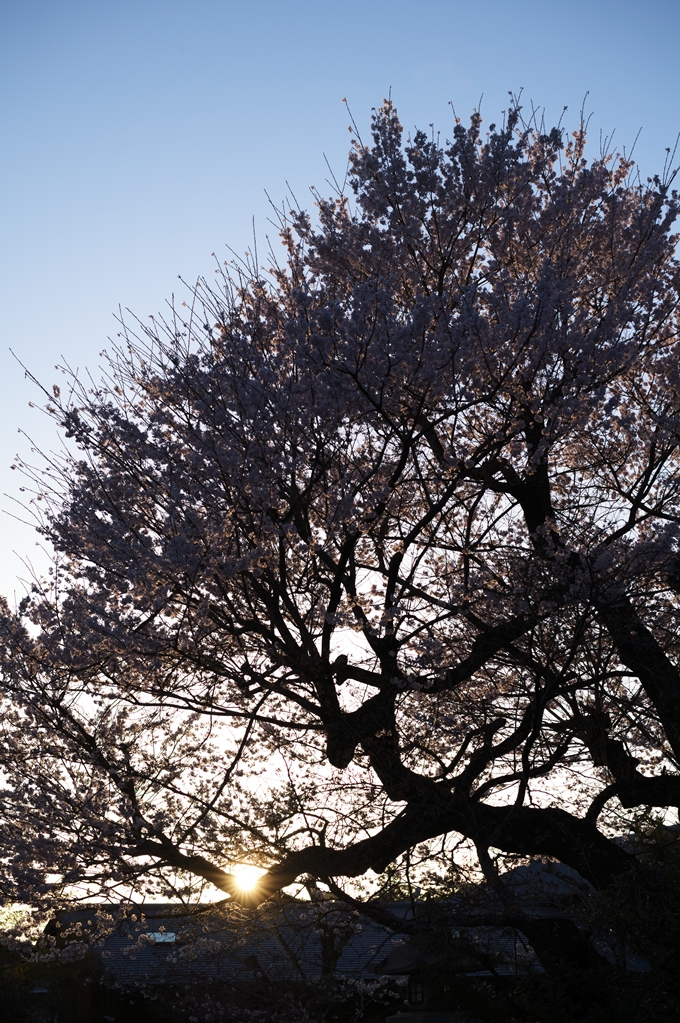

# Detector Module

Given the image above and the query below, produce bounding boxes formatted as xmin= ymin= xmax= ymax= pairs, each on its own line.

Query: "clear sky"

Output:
xmin=1 ymin=0 xmax=679 ymax=597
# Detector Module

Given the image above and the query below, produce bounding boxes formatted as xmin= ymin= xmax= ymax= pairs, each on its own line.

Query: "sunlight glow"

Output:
xmin=231 ymin=864 xmax=264 ymax=892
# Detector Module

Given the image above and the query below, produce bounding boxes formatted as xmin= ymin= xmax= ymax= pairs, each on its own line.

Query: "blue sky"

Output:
xmin=1 ymin=0 xmax=679 ymax=596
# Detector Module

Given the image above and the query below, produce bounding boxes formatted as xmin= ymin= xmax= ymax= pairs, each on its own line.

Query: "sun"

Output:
xmin=231 ymin=864 xmax=264 ymax=892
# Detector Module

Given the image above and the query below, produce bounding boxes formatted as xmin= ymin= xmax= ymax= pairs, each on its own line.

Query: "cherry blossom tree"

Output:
xmin=2 ymin=99 xmax=680 ymax=978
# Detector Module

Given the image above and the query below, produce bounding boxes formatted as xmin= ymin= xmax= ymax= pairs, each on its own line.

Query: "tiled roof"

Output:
xmin=55 ymin=902 xmax=412 ymax=986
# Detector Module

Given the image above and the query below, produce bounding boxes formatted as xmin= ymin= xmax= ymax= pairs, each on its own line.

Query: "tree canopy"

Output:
xmin=2 ymin=100 xmax=680 ymax=972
